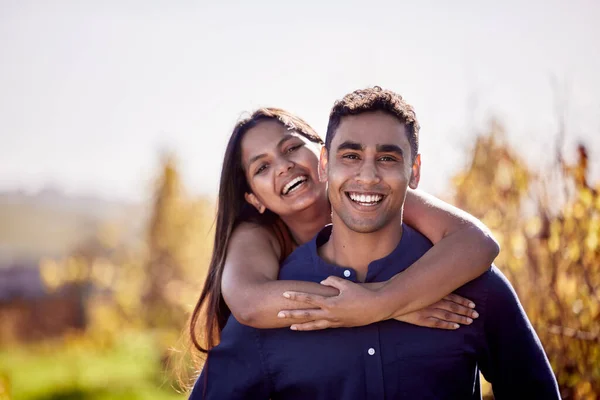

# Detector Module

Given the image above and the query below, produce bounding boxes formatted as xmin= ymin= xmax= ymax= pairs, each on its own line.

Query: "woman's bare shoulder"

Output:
xmin=230 ymin=221 xmax=282 ymax=259
xmin=232 ymin=221 xmax=274 ymax=238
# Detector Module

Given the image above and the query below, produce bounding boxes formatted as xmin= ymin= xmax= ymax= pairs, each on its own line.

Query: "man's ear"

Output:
xmin=318 ymin=147 xmax=328 ymax=183
xmin=244 ymin=192 xmax=266 ymax=214
xmin=409 ymin=154 xmax=421 ymax=189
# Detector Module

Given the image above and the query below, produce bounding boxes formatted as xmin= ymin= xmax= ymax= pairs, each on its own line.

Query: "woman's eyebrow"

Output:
xmin=277 ymin=134 xmax=297 ymax=148
xmin=246 ymin=134 xmax=297 ymax=168
xmin=246 ymin=153 xmax=267 ymax=169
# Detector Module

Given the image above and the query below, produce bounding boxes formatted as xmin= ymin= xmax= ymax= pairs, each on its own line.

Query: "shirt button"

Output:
xmin=343 ymin=270 xmax=351 ymax=278
xmin=367 ymin=348 xmax=375 ymax=356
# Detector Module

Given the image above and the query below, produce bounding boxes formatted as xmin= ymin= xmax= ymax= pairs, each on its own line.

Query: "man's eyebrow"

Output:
xmin=376 ymin=144 xmax=404 ymax=156
xmin=246 ymin=134 xmax=296 ymax=168
xmin=336 ymin=141 xmax=363 ymax=152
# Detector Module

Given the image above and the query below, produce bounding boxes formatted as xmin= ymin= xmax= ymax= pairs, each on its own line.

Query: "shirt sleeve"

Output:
xmin=188 ymin=319 xmax=270 ymax=400
xmin=478 ymin=267 xmax=561 ymax=399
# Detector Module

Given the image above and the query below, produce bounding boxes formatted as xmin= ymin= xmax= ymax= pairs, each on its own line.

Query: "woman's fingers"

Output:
xmin=277 ymin=309 xmax=329 ymax=320
xmin=319 ymin=276 xmax=349 ymax=290
xmin=428 ymin=308 xmax=474 ymax=326
xmin=283 ymin=291 xmax=328 ymax=307
xmin=443 ymin=293 xmax=476 ymax=309
xmin=290 ymin=320 xmax=335 ymax=331
xmin=434 ymin=300 xmax=479 ymax=319
xmin=421 ymin=317 xmax=461 ymax=330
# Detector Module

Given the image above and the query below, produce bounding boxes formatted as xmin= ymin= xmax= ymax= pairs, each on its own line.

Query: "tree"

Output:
xmin=452 ymin=122 xmax=600 ymax=399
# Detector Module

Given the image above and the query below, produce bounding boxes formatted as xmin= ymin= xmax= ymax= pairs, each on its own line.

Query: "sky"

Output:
xmin=1 ymin=0 xmax=599 ymax=202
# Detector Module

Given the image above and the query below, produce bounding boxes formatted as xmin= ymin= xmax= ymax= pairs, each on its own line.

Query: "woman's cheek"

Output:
xmin=251 ymin=176 xmax=273 ymax=199
xmin=299 ymin=150 xmax=320 ymax=172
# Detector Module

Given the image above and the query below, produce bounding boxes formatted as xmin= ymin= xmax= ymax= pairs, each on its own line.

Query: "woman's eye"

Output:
xmin=255 ymin=164 xmax=268 ymax=175
xmin=286 ymin=144 xmax=303 ymax=153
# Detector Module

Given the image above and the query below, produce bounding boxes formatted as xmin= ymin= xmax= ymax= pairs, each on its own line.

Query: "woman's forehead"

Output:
xmin=243 ymin=120 xmax=289 ymax=147
xmin=241 ymin=121 xmax=306 ymax=159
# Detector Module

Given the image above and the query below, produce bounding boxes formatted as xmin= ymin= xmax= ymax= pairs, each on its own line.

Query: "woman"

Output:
xmin=189 ymin=108 xmax=498 ymax=354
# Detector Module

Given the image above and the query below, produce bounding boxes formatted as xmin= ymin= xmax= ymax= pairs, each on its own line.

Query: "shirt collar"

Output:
xmin=307 ymin=223 xmax=417 ymax=282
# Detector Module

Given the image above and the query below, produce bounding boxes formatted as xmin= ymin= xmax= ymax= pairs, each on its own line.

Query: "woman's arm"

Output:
xmin=279 ymin=189 xmax=498 ymax=330
xmin=385 ymin=188 xmax=499 ymax=316
xmin=221 ymin=222 xmax=339 ymax=329
xmin=222 ymin=223 xmax=476 ymax=331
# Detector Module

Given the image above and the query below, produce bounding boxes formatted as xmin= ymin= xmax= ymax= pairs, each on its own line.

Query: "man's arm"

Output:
xmin=479 ymin=267 xmax=560 ymax=399
xmin=189 ymin=320 xmax=270 ymax=399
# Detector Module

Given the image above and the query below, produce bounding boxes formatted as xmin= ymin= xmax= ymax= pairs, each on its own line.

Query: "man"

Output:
xmin=190 ymin=87 xmax=560 ymax=399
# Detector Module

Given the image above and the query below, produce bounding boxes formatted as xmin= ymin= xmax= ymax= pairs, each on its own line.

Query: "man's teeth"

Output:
xmin=348 ymin=193 xmax=383 ymax=205
xmin=283 ymin=176 xmax=307 ymax=195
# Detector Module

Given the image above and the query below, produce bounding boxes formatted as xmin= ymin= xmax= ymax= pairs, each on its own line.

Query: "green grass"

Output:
xmin=0 ymin=333 xmax=186 ymax=400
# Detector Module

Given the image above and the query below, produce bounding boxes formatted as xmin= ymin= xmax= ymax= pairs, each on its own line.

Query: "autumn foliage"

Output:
xmin=452 ymin=121 xmax=599 ymax=399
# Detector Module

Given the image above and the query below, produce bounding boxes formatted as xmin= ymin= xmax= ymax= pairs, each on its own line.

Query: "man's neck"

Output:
xmin=281 ymin=195 xmax=332 ymax=245
xmin=319 ymin=214 xmax=404 ymax=282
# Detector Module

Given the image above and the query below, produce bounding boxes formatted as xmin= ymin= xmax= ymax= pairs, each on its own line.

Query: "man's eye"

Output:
xmin=379 ymin=156 xmax=397 ymax=162
xmin=342 ymin=153 xmax=360 ymax=160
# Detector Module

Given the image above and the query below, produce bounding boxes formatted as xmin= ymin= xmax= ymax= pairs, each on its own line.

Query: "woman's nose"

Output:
xmin=276 ymin=158 xmax=294 ymax=175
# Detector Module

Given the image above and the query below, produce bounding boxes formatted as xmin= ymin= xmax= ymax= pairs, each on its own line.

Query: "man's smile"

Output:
xmin=345 ymin=192 xmax=385 ymax=207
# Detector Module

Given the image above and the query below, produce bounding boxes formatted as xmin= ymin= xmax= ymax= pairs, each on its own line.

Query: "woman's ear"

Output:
xmin=318 ymin=147 xmax=328 ymax=183
xmin=244 ymin=192 xmax=266 ymax=214
xmin=409 ymin=154 xmax=421 ymax=189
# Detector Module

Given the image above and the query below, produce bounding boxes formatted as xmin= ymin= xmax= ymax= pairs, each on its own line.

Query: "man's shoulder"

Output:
xmin=402 ymin=224 xmax=434 ymax=250
xmin=395 ymin=224 xmax=434 ymax=266
xmin=279 ymin=227 xmax=328 ymax=277
xmin=282 ymin=241 xmax=313 ymax=266
xmin=467 ymin=265 xmax=514 ymax=292
xmin=455 ymin=265 xmax=521 ymax=316
xmin=279 ymin=240 xmax=314 ymax=277
xmin=481 ymin=265 xmax=521 ymax=302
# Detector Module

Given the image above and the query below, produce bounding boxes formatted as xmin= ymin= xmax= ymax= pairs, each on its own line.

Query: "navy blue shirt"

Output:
xmin=191 ymin=225 xmax=559 ymax=399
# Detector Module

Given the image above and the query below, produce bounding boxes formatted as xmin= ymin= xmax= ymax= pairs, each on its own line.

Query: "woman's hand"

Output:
xmin=278 ymin=276 xmax=388 ymax=330
xmin=278 ymin=277 xmax=478 ymax=331
xmin=393 ymin=294 xmax=479 ymax=330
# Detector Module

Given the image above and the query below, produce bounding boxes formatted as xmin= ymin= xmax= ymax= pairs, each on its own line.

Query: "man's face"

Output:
xmin=320 ymin=111 xmax=421 ymax=233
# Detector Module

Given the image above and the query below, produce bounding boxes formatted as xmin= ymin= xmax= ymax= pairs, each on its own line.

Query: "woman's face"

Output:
xmin=241 ymin=120 xmax=326 ymax=217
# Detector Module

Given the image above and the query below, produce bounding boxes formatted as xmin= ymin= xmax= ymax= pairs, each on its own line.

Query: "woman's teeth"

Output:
xmin=348 ymin=192 xmax=383 ymax=206
xmin=282 ymin=176 xmax=308 ymax=195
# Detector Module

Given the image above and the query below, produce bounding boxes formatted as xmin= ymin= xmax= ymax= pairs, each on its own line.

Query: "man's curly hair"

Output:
xmin=325 ymin=86 xmax=420 ymax=161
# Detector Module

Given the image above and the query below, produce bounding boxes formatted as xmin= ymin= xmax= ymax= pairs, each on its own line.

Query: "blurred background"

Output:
xmin=1 ymin=1 xmax=599 ymax=399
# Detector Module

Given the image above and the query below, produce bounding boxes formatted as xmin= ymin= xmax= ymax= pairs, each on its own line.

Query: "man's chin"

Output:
xmin=343 ymin=219 xmax=383 ymax=234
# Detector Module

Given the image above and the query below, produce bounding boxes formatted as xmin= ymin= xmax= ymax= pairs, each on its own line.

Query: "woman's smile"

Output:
xmin=281 ymin=175 xmax=309 ymax=196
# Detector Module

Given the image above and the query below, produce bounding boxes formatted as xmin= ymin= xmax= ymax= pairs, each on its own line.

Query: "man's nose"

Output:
xmin=356 ymin=160 xmax=380 ymax=184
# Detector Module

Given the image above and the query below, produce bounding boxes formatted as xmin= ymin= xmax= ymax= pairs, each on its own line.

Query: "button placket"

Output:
xmin=363 ymin=324 xmax=385 ymax=398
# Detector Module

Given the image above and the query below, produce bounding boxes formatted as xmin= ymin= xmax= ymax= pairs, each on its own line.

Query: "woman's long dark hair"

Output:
xmin=189 ymin=108 xmax=323 ymax=355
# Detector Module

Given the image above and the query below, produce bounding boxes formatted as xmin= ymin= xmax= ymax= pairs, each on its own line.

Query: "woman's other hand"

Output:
xmin=393 ymin=294 xmax=479 ymax=330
